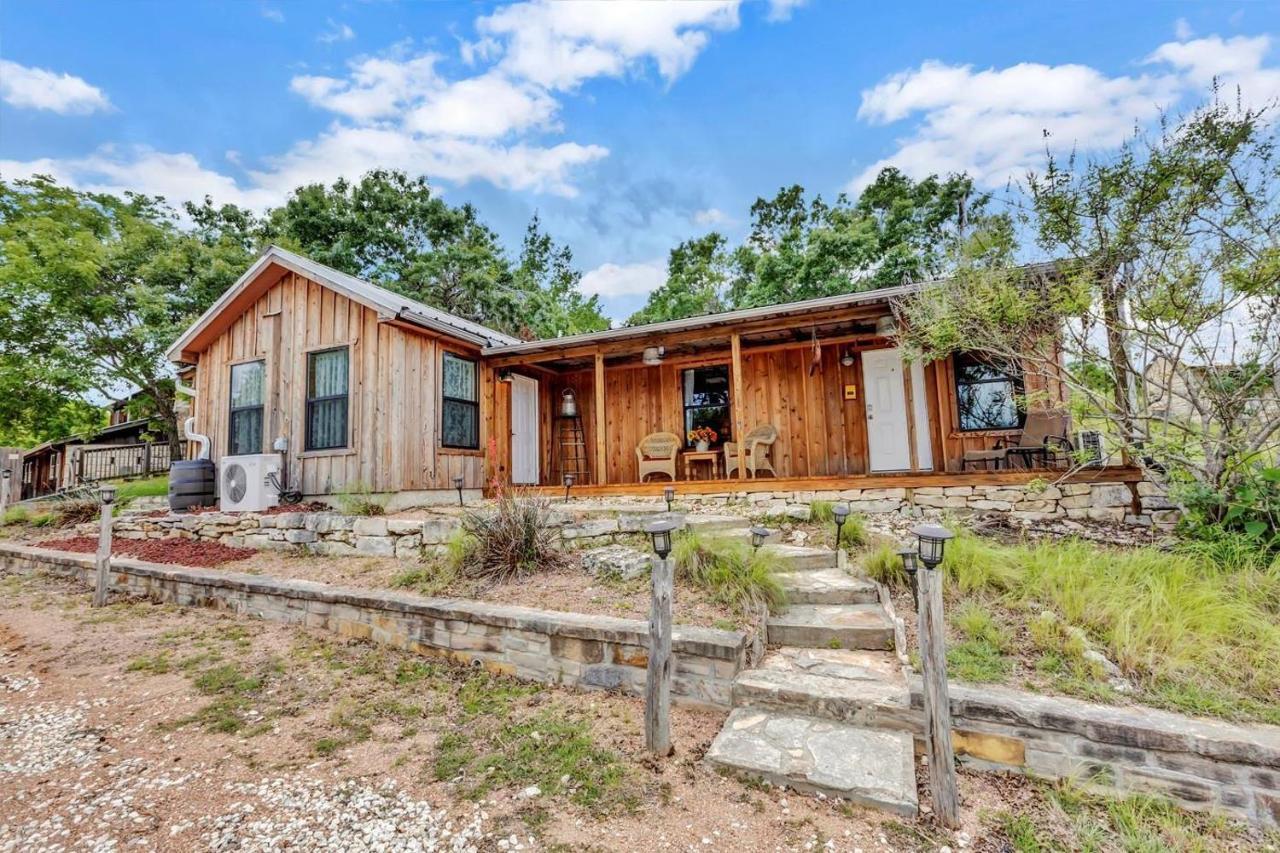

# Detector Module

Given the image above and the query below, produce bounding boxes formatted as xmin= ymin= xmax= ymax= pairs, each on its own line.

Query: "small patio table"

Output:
xmin=682 ymin=450 xmax=721 ymax=480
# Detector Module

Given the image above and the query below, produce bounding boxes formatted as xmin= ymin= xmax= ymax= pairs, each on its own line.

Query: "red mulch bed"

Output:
xmin=34 ymin=536 xmax=256 ymax=567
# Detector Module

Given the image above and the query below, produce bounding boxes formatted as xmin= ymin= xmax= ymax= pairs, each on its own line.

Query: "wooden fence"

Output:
xmin=75 ymin=442 xmax=177 ymax=485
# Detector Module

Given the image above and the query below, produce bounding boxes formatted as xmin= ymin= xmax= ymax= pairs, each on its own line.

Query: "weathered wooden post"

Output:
xmin=0 ymin=468 xmax=11 ymax=519
xmin=643 ymin=519 xmax=677 ymax=756
xmin=91 ymin=483 xmax=117 ymax=608
xmin=910 ymin=524 xmax=960 ymax=828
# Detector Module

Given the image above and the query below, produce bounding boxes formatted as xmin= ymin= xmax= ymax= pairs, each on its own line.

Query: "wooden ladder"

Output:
xmin=554 ymin=415 xmax=591 ymax=485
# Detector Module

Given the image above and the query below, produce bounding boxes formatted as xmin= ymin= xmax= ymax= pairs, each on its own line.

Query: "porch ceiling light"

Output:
xmin=750 ymin=526 xmax=771 ymax=551
xmin=840 ymin=350 xmax=854 ymax=367
xmin=642 ymin=346 xmax=665 ymax=366
xmin=645 ymin=518 xmax=678 ymax=560
xmin=911 ymin=524 xmax=954 ymax=569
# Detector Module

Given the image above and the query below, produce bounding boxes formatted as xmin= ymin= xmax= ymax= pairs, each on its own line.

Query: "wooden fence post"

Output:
xmin=917 ymin=564 xmax=960 ymax=827
xmin=645 ymin=553 xmax=673 ymax=756
xmin=91 ymin=489 xmax=116 ymax=607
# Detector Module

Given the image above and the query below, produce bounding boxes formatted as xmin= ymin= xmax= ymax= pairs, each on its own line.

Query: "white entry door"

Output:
xmin=862 ymin=348 xmax=912 ymax=472
xmin=511 ymin=375 xmax=540 ymax=485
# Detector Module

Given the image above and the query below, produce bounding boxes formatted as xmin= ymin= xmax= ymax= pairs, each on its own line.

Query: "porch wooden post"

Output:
xmin=593 ymin=351 xmax=607 ymax=485
xmin=902 ymin=358 xmax=920 ymax=472
xmin=730 ymin=333 xmax=747 ymax=480
xmin=918 ymin=564 xmax=960 ymax=827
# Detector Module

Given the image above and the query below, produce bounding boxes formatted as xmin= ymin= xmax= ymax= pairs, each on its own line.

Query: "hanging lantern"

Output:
xmin=561 ymin=388 xmax=578 ymax=418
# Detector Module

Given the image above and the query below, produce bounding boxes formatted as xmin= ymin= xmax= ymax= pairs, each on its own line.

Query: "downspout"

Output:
xmin=175 ymin=381 xmax=211 ymax=462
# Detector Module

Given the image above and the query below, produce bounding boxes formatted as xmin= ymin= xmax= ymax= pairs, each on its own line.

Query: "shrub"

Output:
xmin=1174 ymin=465 xmax=1280 ymax=565
xmin=2 ymin=506 xmax=30 ymax=526
xmin=458 ymin=490 xmax=567 ymax=584
xmin=334 ymin=482 xmax=387 ymax=517
xmin=51 ymin=498 xmax=100 ymax=527
xmin=863 ymin=542 xmax=906 ymax=587
xmin=810 ymin=500 xmax=835 ymax=523
xmin=672 ymin=528 xmax=785 ymax=614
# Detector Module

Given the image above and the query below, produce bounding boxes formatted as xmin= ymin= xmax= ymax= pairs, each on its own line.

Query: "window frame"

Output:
xmin=952 ymin=352 xmax=1026 ymax=433
xmin=681 ymin=363 xmax=733 ymax=449
xmin=440 ymin=351 xmax=480 ymax=450
xmin=227 ymin=359 xmax=266 ymax=456
xmin=305 ymin=346 xmax=350 ymax=452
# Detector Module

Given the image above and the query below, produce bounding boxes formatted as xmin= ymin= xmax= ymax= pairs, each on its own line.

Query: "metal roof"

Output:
xmin=481 ymin=280 xmax=923 ymax=357
xmin=166 ymin=245 xmax=520 ymax=361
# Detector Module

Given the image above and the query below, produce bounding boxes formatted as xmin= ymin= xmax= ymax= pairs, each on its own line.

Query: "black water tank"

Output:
xmin=169 ymin=459 xmax=217 ymax=512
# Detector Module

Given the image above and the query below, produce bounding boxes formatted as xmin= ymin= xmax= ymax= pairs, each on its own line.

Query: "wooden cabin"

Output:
xmin=169 ymin=247 xmax=1128 ymax=503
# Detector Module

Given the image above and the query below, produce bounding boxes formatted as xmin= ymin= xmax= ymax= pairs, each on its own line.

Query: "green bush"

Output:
xmin=458 ymin=490 xmax=566 ymax=584
xmin=1173 ymin=465 xmax=1280 ymax=565
xmin=672 ymin=528 xmax=785 ymax=614
xmin=334 ymin=481 xmax=387 ymax=517
xmin=863 ymin=542 xmax=907 ymax=587
xmin=2 ymin=506 xmax=30 ymax=526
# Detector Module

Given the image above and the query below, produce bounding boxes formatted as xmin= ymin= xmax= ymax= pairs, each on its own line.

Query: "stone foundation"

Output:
xmin=0 ymin=543 xmax=748 ymax=708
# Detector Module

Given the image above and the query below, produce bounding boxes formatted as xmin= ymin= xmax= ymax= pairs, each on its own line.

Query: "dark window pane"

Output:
xmin=682 ymin=366 xmax=732 ymax=446
xmin=442 ymin=400 xmax=478 ymax=449
xmin=306 ymin=348 xmax=349 ymax=450
xmin=954 ymin=352 xmax=1024 ymax=431
xmin=229 ymin=408 xmax=263 ymax=456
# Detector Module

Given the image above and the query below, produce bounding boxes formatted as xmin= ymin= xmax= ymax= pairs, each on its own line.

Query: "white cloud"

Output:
xmin=850 ymin=31 xmax=1280 ymax=191
xmin=318 ymin=20 xmax=355 ymax=44
xmin=0 ymin=59 xmax=111 ymax=115
xmin=477 ymin=0 xmax=740 ymax=90
xmin=580 ymin=258 xmax=667 ymax=297
xmin=1175 ymin=17 xmax=1193 ymax=41
xmin=291 ymin=54 xmax=442 ymax=122
xmin=693 ymin=207 xmax=730 ymax=225
xmin=404 ymin=73 xmax=560 ymax=138
xmin=766 ymin=0 xmax=808 ymax=23
xmin=261 ymin=6 xmax=284 ymax=24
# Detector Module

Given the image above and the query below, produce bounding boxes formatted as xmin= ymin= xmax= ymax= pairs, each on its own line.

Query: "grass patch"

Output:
xmin=114 ymin=475 xmax=169 ymax=501
xmin=915 ymin=526 xmax=1280 ymax=724
xmin=988 ymin=777 xmax=1272 ymax=852
xmin=2 ymin=506 xmax=30 ymax=526
xmin=125 ymin=651 xmax=173 ymax=675
xmin=672 ymin=528 xmax=786 ymax=614
xmin=863 ymin=542 xmax=906 ymax=587
xmin=334 ymin=481 xmax=388 ymax=516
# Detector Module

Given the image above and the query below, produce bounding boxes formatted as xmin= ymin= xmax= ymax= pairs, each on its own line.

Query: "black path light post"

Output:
xmin=896 ymin=548 xmax=920 ymax=604
xmin=832 ymin=502 xmax=850 ymax=564
xmin=911 ymin=523 xmax=959 ymax=828
xmin=663 ymin=484 xmax=675 ymax=514
xmin=643 ymin=519 xmax=678 ymax=756
xmin=563 ymin=472 xmax=575 ymax=503
xmin=453 ymin=475 xmax=464 ymax=506
xmin=749 ymin=526 xmax=771 ymax=551
xmin=92 ymin=483 xmax=117 ymax=608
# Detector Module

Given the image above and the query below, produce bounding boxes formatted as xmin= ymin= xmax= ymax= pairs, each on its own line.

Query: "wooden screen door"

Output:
xmin=511 ymin=374 xmax=540 ymax=485
xmin=862 ymin=348 xmax=912 ymax=472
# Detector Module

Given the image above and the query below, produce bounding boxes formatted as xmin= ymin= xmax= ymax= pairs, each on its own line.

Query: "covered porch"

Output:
xmin=484 ymin=287 xmax=1076 ymax=492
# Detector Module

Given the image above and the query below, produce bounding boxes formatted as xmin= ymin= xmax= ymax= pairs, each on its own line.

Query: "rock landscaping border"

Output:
xmin=0 ymin=542 xmax=749 ymax=709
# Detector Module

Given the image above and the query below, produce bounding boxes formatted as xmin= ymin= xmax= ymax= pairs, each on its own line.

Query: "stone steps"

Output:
xmin=780 ymin=569 xmax=878 ymax=605
xmin=762 ymin=544 xmax=837 ymax=572
xmin=705 ymin=708 xmax=918 ymax=816
xmin=732 ymin=648 xmax=911 ymax=729
xmin=767 ymin=604 xmax=895 ymax=651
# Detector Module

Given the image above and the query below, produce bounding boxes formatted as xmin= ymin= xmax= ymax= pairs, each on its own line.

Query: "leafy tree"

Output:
xmin=627 ymin=233 xmax=739 ymax=326
xmin=630 ymin=169 xmax=1004 ymax=324
xmin=897 ymin=99 xmax=1280 ymax=534
xmin=0 ymin=176 xmax=256 ymax=452
xmin=261 ymin=170 xmax=606 ymax=338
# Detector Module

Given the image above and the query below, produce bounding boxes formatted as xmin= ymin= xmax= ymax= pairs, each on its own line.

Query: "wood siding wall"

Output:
xmin=191 ymin=271 xmax=485 ymax=496
xmin=490 ymin=344 xmax=1071 ymax=486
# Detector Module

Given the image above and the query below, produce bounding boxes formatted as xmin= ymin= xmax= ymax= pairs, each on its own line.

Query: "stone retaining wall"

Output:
xmin=0 ymin=543 xmax=748 ymax=709
xmin=92 ymin=477 xmax=1175 ymax=560
xmin=923 ymin=682 xmax=1280 ymax=828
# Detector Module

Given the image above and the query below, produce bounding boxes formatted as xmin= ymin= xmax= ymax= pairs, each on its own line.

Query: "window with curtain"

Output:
xmin=954 ymin=352 xmax=1025 ymax=431
xmin=228 ymin=360 xmax=264 ymax=455
xmin=682 ymin=365 xmax=732 ymax=447
xmin=442 ymin=352 xmax=479 ymax=449
xmin=306 ymin=347 xmax=349 ymax=451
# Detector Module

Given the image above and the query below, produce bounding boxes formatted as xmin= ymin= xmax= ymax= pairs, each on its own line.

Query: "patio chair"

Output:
xmin=961 ymin=409 xmax=1073 ymax=470
xmin=635 ymin=432 xmax=680 ymax=482
xmin=724 ymin=424 xmax=779 ymax=478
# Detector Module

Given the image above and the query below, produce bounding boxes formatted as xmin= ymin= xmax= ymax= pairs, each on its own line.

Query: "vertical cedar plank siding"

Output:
xmin=191 ymin=271 xmax=484 ymax=496
xmin=489 ymin=344 xmax=1068 ymax=486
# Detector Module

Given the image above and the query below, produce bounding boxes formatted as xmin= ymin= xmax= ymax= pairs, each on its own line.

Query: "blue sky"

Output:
xmin=3 ymin=0 xmax=1279 ymax=321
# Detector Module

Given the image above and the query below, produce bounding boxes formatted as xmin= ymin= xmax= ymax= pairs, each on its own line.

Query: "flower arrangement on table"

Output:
xmin=687 ymin=427 xmax=718 ymax=450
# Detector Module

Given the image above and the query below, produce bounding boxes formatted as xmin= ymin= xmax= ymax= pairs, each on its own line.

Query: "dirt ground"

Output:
xmin=0 ymin=567 xmax=1019 ymax=853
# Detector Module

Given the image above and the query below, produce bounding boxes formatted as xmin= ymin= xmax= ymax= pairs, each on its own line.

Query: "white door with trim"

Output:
xmin=862 ymin=348 xmax=912 ymax=472
xmin=511 ymin=375 xmax=540 ymax=485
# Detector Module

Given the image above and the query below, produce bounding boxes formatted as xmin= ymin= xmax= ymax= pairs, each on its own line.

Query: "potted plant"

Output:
xmin=688 ymin=426 xmax=717 ymax=452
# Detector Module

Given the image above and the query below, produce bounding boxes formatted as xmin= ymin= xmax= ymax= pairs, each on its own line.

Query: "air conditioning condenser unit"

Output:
xmin=219 ymin=453 xmax=282 ymax=513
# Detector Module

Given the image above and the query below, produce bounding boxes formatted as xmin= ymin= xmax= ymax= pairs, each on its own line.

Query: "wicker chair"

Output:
xmin=961 ymin=409 xmax=1073 ymax=470
xmin=635 ymin=432 xmax=681 ymax=482
xmin=724 ymin=424 xmax=778 ymax=478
